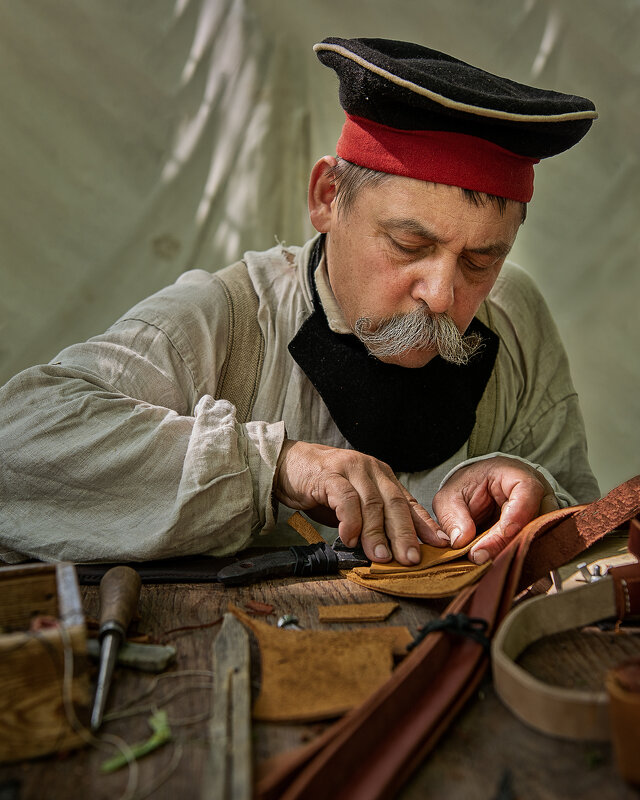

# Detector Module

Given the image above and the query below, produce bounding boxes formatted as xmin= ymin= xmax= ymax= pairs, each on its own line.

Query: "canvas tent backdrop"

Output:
xmin=0 ymin=0 xmax=637 ymax=495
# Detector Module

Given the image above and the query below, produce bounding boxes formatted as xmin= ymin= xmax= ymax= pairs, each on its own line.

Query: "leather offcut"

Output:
xmin=368 ymin=536 xmax=484 ymax=574
xmin=229 ymin=606 xmax=411 ymax=722
xmin=286 ymin=512 xmax=325 ymax=545
xmin=347 ymin=561 xmax=490 ymax=598
xmin=317 ymin=602 xmax=398 ymax=623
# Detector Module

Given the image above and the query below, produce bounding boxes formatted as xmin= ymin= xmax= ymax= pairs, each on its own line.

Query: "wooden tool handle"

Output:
xmin=98 ymin=565 xmax=142 ymax=632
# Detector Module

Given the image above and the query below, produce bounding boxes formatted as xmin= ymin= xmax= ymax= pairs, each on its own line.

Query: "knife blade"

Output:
xmin=216 ymin=541 xmax=370 ymax=586
xmin=202 ymin=612 xmax=251 ymax=800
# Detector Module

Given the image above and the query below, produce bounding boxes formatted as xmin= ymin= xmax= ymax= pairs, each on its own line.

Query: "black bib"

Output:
xmin=288 ymin=238 xmax=499 ymax=472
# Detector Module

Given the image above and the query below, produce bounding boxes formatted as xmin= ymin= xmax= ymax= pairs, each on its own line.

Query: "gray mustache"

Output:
xmin=354 ymin=306 xmax=483 ymax=365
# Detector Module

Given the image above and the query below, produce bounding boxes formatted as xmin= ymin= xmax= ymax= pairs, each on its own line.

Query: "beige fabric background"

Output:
xmin=0 ymin=0 xmax=637 ymax=493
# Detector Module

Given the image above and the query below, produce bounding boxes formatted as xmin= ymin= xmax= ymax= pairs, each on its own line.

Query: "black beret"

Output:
xmin=314 ymin=37 xmax=597 ymax=201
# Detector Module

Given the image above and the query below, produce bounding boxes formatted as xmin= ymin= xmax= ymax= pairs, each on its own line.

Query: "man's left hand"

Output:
xmin=432 ymin=456 xmax=559 ymax=564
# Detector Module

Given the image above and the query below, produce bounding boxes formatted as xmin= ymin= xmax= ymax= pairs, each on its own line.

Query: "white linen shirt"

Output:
xmin=0 ymin=236 xmax=599 ymax=562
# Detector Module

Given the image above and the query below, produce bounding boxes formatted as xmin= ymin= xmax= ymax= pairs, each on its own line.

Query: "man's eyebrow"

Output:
xmin=381 ymin=218 xmax=440 ymax=241
xmin=381 ymin=217 xmax=513 ymax=259
xmin=468 ymin=241 xmax=513 ymax=259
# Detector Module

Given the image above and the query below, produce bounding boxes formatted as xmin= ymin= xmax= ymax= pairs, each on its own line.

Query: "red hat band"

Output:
xmin=337 ymin=113 xmax=539 ymax=202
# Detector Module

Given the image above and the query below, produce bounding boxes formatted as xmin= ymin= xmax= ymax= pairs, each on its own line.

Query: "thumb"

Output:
xmin=433 ymin=493 xmax=477 ymax=549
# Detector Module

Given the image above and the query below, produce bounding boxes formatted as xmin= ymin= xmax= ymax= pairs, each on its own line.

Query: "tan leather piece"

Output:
xmin=286 ymin=512 xmax=325 ymax=545
xmin=347 ymin=561 xmax=490 ymax=598
xmin=318 ymin=602 xmax=398 ymax=623
xmin=368 ymin=536 xmax=484 ymax=574
xmin=606 ymin=658 xmax=640 ymax=785
xmin=229 ymin=606 xmax=412 ymax=722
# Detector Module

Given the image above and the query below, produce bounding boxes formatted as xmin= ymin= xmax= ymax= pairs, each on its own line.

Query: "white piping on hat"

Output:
xmin=314 ymin=42 xmax=598 ymax=123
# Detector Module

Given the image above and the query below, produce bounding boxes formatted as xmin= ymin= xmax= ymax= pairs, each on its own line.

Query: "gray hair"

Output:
xmin=329 ymin=158 xmax=527 ymax=222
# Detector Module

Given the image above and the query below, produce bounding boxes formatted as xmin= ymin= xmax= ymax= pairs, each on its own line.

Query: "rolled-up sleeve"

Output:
xmin=0 ymin=270 xmax=285 ymax=562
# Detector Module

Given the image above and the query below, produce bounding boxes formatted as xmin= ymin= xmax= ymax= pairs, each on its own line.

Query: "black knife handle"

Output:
xmin=289 ymin=542 xmax=339 ymax=576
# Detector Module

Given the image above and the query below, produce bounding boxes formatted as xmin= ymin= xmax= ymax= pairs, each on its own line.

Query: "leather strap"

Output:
xmin=492 ymin=573 xmax=625 ymax=740
xmin=257 ymin=477 xmax=640 ymax=800
xmin=492 ymin=516 xmax=640 ymax=741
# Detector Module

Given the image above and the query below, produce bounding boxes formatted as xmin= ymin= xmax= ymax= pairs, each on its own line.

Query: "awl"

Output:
xmin=90 ymin=565 xmax=142 ymax=731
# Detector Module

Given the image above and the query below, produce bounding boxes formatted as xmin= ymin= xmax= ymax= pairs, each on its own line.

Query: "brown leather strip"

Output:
xmin=517 ymin=477 xmax=640 ymax=591
xmin=609 ymin=563 xmax=640 ymax=619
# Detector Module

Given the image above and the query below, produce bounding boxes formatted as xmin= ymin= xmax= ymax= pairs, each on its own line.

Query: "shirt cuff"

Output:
xmin=438 ymin=451 xmax=577 ymax=508
xmin=244 ymin=419 xmax=287 ymax=533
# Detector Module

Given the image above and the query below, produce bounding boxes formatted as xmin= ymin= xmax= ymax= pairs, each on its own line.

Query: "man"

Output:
xmin=0 ymin=37 xmax=599 ymax=566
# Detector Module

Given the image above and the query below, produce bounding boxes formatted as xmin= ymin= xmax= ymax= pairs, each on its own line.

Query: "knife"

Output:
xmin=216 ymin=540 xmax=370 ymax=586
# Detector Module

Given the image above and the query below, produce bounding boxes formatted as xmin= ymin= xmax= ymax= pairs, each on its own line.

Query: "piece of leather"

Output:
xmin=606 ymin=658 xmax=640 ymax=785
xmin=368 ymin=536 xmax=483 ymax=574
xmin=287 ymin=512 xmax=325 ymax=545
xmin=609 ymin=562 xmax=640 ymax=620
xmin=517 ymin=477 xmax=640 ymax=592
xmin=229 ymin=606 xmax=412 ymax=723
xmin=346 ymin=561 xmax=490 ymax=598
xmin=257 ymin=476 xmax=640 ymax=800
xmin=317 ymin=602 xmax=398 ymax=623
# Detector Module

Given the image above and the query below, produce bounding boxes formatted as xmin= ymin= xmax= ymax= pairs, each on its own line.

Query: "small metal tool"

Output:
xmin=277 ymin=614 xmax=303 ymax=630
xmin=90 ymin=565 xmax=142 ymax=731
xmin=576 ymin=562 xmax=606 ymax=583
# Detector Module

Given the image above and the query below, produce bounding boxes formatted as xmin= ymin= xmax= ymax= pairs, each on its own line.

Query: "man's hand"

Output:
xmin=432 ymin=456 xmax=559 ymax=564
xmin=273 ymin=439 xmax=446 ymax=565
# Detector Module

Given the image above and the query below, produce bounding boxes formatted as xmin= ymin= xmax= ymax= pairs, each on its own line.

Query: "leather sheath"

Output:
xmin=257 ymin=476 xmax=640 ymax=800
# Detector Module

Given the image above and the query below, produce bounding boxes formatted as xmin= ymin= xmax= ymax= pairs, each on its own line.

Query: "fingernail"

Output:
xmin=472 ymin=549 xmax=490 ymax=565
xmin=345 ymin=537 xmax=358 ymax=549
xmin=436 ymin=529 xmax=450 ymax=543
xmin=450 ymin=527 xmax=462 ymax=547
xmin=374 ymin=544 xmax=390 ymax=560
xmin=407 ymin=547 xmax=420 ymax=564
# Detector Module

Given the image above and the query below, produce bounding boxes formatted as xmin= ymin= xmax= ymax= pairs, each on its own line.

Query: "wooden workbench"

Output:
xmin=1 ymin=569 xmax=639 ymax=800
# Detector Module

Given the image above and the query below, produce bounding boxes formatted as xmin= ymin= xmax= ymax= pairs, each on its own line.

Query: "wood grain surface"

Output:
xmin=0 ymin=572 xmax=638 ymax=800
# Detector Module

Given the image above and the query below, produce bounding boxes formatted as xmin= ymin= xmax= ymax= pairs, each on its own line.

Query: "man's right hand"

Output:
xmin=272 ymin=439 xmax=446 ymax=565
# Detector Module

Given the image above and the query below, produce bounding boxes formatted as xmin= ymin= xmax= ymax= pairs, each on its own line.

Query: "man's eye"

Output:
xmin=463 ymin=257 xmax=493 ymax=272
xmin=389 ymin=239 xmax=424 ymax=255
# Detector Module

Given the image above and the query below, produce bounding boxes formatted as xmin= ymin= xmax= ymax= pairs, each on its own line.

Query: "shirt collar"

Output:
xmin=313 ymin=249 xmax=352 ymax=335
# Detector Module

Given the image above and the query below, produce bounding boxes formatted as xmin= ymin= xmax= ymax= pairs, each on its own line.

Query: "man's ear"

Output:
xmin=308 ymin=156 xmax=338 ymax=233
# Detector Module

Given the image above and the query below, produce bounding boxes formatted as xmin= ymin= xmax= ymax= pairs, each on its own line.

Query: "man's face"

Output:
xmin=317 ymin=174 xmax=523 ymax=368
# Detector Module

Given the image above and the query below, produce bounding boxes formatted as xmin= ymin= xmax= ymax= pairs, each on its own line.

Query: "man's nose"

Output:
xmin=410 ymin=257 xmax=456 ymax=314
